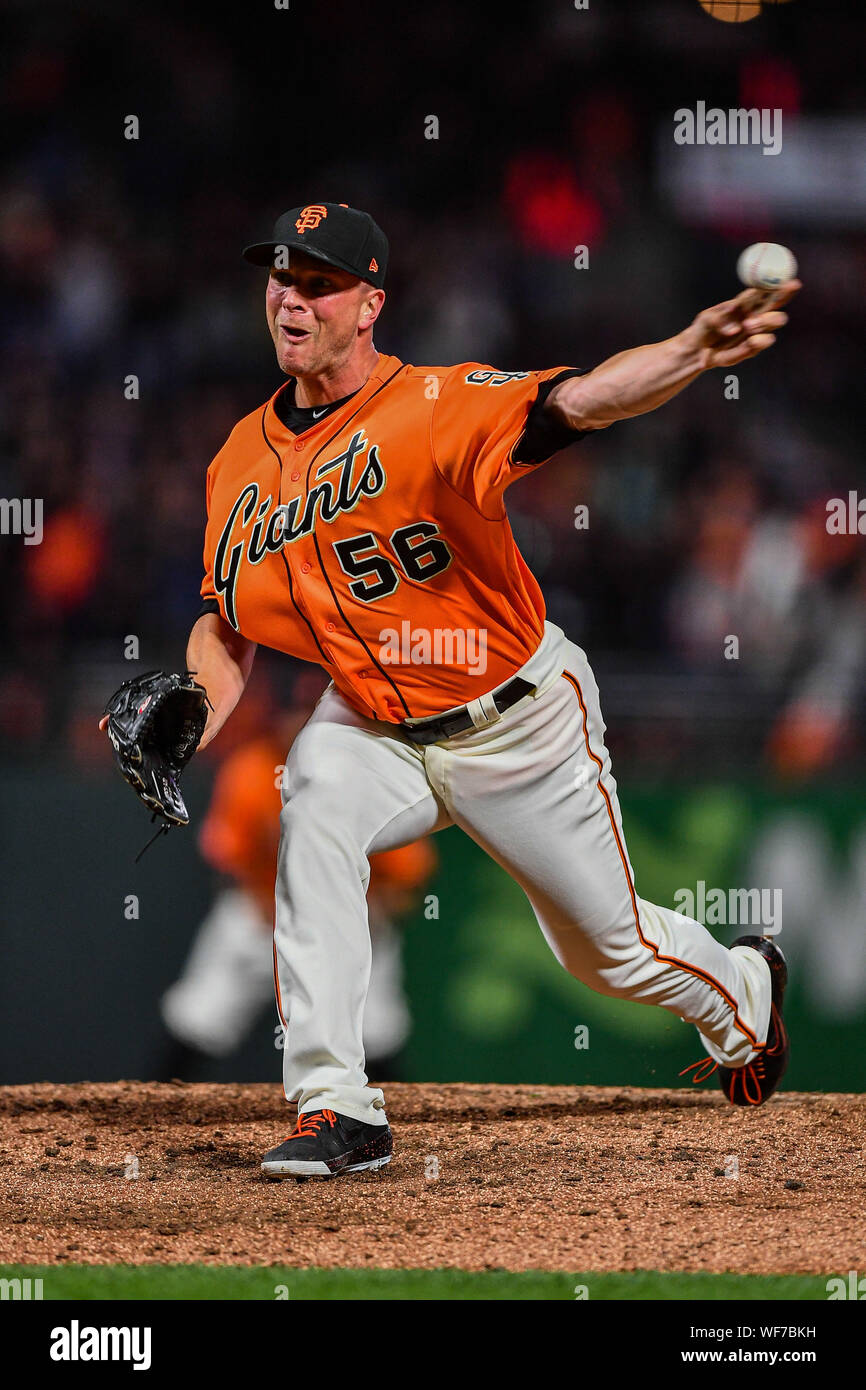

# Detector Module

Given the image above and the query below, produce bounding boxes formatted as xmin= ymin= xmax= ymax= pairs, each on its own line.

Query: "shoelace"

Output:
xmin=679 ymin=1055 xmax=720 ymax=1085
xmin=679 ymin=1004 xmax=785 ymax=1105
xmin=284 ymin=1109 xmax=338 ymax=1140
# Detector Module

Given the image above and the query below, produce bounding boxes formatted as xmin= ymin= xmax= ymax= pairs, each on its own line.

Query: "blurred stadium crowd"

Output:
xmin=1 ymin=0 xmax=864 ymax=776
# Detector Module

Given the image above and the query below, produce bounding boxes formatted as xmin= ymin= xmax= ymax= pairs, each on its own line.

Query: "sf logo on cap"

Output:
xmin=296 ymin=205 xmax=328 ymax=233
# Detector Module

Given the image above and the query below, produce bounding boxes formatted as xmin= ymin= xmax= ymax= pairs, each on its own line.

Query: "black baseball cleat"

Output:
xmin=680 ymin=936 xmax=789 ymax=1107
xmin=261 ymin=1108 xmax=393 ymax=1179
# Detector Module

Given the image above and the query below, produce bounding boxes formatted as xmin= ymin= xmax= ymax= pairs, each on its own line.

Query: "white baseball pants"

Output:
xmin=274 ymin=622 xmax=772 ymax=1125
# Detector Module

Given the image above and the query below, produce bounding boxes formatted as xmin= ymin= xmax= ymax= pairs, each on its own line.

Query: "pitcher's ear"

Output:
xmin=361 ymin=286 xmax=386 ymax=327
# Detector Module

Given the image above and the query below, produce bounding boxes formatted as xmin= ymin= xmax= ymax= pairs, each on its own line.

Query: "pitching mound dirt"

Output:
xmin=0 ymin=1082 xmax=863 ymax=1272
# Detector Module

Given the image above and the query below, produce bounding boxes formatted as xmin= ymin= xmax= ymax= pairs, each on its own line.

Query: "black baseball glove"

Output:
xmin=103 ymin=670 xmax=210 ymax=828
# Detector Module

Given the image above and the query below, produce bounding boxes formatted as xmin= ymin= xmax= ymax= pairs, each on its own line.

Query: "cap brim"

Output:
xmin=242 ymin=241 xmax=280 ymax=266
xmin=242 ymin=240 xmax=363 ymax=277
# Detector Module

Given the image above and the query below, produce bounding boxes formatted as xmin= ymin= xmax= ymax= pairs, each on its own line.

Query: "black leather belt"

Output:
xmin=398 ymin=676 xmax=536 ymax=745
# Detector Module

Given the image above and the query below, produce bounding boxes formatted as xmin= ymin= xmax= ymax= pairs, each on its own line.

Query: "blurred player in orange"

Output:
xmin=157 ymin=668 xmax=436 ymax=1080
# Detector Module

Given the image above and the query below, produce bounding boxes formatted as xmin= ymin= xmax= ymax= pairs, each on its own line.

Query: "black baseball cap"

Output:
xmin=243 ymin=202 xmax=388 ymax=287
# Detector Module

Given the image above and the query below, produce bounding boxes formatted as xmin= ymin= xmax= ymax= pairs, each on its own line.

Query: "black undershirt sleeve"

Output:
xmin=196 ymin=598 xmax=221 ymax=621
xmin=512 ymin=367 xmax=593 ymax=466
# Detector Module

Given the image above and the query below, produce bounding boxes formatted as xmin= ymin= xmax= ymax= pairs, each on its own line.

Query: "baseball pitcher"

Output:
xmin=104 ymin=201 xmax=800 ymax=1178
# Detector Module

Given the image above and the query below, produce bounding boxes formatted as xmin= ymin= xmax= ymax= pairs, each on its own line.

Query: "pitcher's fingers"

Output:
xmin=742 ymin=332 xmax=777 ymax=355
xmin=733 ymin=286 xmax=771 ymax=313
xmin=745 ymin=280 xmax=802 ymax=312
xmin=766 ymin=278 xmax=801 ymax=308
xmin=743 ymin=310 xmax=789 ymax=333
xmin=715 ymin=333 xmax=777 ymax=366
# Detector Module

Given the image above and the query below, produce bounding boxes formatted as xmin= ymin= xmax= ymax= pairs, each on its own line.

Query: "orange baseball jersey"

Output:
xmin=200 ymin=355 xmax=588 ymax=721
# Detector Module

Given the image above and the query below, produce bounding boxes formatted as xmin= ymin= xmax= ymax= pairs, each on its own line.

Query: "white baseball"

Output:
xmin=737 ymin=242 xmax=798 ymax=291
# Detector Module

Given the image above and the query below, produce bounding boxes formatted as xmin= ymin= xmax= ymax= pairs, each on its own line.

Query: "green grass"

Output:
xmin=0 ymin=1265 xmax=829 ymax=1301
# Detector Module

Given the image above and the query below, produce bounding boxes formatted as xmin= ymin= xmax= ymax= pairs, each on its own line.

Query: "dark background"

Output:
xmin=1 ymin=0 xmax=864 ymax=1086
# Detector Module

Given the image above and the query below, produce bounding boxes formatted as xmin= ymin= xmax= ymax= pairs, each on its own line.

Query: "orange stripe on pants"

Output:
xmin=561 ymin=670 xmax=759 ymax=1051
